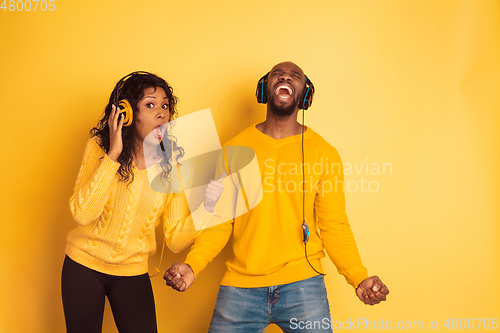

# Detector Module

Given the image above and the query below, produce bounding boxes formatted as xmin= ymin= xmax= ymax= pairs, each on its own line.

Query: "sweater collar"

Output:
xmin=250 ymin=123 xmax=313 ymax=146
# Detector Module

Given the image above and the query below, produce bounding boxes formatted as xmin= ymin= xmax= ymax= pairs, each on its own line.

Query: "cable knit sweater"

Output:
xmin=65 ymin=138 xmax=213 ymax=276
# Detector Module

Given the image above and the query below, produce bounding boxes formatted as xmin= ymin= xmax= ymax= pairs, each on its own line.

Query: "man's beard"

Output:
xmin=268 ymin=95 xmax=300 ymax=117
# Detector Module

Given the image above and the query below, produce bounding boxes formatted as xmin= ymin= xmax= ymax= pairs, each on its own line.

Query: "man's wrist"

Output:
xmin=184 ymin=262 xmax=194 ymax=275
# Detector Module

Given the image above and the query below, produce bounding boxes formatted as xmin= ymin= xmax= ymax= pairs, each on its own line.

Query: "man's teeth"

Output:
xmin=275 ymin=85 xmax=292 ymax=95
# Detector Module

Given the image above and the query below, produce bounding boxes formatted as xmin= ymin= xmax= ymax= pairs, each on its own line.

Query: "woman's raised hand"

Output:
xmin=107 ymin=104 xmax=124 ymax=162
xmin=203 ymin=172 xmax=228 ymax=213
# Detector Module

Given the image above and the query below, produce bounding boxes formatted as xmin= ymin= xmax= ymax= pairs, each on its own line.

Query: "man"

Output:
xmin=164 ymin=61 xmax=389 ymax=332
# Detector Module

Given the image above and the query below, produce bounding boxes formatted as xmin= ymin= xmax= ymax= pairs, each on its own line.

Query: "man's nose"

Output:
xmin=279 ymin=73 xmax=292 ymax=81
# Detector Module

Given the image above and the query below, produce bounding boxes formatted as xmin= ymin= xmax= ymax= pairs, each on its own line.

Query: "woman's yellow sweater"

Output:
xmin=66 ymin=138 xmax=212 ymax=276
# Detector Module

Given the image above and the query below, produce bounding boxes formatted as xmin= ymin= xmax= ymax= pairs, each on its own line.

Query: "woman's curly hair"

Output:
xmin=90 ymin=72 xmax=184 ymax=185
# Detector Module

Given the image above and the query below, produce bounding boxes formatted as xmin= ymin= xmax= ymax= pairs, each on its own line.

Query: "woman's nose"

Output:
xmin=157 ymin=110 xmax=166 ymax=119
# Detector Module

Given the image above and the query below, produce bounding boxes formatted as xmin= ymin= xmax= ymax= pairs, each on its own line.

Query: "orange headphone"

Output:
xmin=113 ymin=71 xmax=156 ymax=126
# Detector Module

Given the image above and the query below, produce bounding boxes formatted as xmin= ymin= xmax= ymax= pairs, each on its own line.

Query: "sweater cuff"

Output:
xmin=184 ymin=255 xmax=204 ymax=278
xmin=101 ymin=154 xmax=121 ymax=174
xmin=350 ymin=268 xmax=370 ymax=290
xmin=191 ymin=203 xmax=215 ymax=231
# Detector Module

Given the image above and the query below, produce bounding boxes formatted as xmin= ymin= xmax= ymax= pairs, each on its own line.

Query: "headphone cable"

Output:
xmin=301 ymin=109 xmax=325 ymax=276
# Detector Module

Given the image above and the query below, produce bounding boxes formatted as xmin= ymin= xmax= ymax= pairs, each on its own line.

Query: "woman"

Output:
xmin=61 ymin=72 xmax=223 ymax=333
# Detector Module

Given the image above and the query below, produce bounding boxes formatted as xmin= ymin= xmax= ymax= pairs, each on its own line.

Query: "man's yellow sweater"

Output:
xmin=66 ymin=138 xmax=213 ymax=276
xmin=185 ymin=125 xmax=368 ymax=288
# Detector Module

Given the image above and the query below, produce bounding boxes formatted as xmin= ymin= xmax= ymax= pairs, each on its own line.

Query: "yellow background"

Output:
xmin=1 ymin=0 xmax=499 ymax=332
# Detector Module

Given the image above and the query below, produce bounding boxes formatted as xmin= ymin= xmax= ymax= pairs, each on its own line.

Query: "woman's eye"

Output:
xmin=162 ymin=104 xmax=169 ymax=110
xmin=146 ymin=103 xmax=154 ymax=108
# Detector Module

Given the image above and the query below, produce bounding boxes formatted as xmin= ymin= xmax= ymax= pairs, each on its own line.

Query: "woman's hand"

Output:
xmin=107 ymin=104 xmax=124 ymax=162
xmin=204 ymin=172 xmax=228 ymax=213
xmin=163 ymin=263 xmax=195 ymax=292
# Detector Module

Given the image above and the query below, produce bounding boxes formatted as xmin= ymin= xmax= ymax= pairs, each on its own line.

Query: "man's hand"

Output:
xmin=163 ymin=263 xmax=195 ymax=292
xmin=356 ymin=276 xmax=389 ymax=305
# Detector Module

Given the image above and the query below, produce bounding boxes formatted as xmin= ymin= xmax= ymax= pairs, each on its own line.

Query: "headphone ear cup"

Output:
xmin=300 ymin=77 xmax=315 ymax=110
xmin=300 ymin=88 xmax=312 ymax=110
xmin=256 ymin=73 xmax=269 ymax=104
xmin=256 ymin=81 xmax=266 ymax=104
xmin=118 ymin=99 xmax=133 ymax=126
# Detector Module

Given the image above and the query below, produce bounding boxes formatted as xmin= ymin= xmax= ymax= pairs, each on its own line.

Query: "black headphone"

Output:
xmin=112 ymin=71 xmax=156 ymax=126
xmin=256 ymin=72 xmax=315 ymax=110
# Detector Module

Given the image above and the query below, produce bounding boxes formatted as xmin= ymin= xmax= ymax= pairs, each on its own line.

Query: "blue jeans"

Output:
xmin=208 ymin=275 xmax=333 ymax=333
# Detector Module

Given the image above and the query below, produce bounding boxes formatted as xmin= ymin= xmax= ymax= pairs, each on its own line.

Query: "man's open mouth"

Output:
xmin=275 ymin=84 xmax=293 ymax=98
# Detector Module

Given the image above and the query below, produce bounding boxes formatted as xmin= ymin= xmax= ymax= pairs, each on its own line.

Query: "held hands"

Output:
xmin=203 ymin=172 xmax=228 ymax=213
xmin=356 ymin=276 xmax=390 ymax=306
xmin=107 ymin=104 xmax=124 ymax=162
xmin=163 ymin=174 xmax=227 ymax=291
xmin=163 ymin=263 xmax=195 ymax=292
